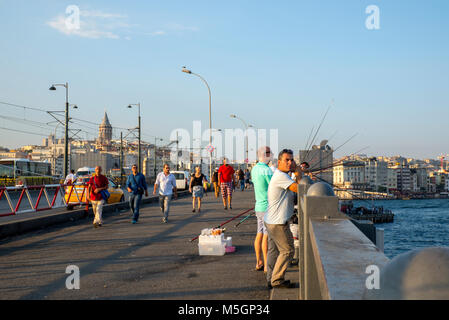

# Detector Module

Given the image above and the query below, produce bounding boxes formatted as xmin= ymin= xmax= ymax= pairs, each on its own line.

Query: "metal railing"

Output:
xmin=0 ymin=184 xmax=89 ymax=217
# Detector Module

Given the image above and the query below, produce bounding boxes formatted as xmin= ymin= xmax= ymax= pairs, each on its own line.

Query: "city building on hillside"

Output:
xmin=389 ymin=164 xmax=412 ymax=192
xmin=333 ymin=160 xmax=367 ymax=190
xmin=387 ymin=167 xmax=398 ymax=190
xmin=364 ymin=157 xmax=388 ymax=191
xmin=0 ymin=150 xmax=28 ymax=159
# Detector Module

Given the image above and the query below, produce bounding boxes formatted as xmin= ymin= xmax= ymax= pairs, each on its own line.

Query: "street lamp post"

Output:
xmin=182 ymin=67 xmax=213 ymax=180
xmin=230 ymin=114 xmax=253 ymax=168
xmin=128 ymin=103 xmax=141 ymax=172
xmin=153 ymin=137 xmax=163 ymax=179
xmin=49 ymin=82 xmax=69 ymax=178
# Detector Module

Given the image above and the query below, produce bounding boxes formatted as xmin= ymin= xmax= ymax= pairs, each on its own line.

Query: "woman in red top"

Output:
xmin=218 ymin=158 xmax=235 ymax=210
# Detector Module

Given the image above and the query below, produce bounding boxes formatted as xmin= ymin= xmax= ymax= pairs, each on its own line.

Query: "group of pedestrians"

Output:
xmin=81 ymin=149 xmax=300 ymax=290
xmin=81 ymin=163 xmax=178 ymax=227
xmin=236 ymin=168 xmax=252 ymax=191
xmin=251 ymin=146 xmax=303 ymax=289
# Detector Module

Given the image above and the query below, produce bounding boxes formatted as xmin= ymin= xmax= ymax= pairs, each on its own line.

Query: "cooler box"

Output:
xmin=198 ymin=233 xmax=226 ymax=256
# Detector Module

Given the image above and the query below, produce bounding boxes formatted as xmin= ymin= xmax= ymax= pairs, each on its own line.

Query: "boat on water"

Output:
xmin=339 ymin=200 xmax=394 ymax=223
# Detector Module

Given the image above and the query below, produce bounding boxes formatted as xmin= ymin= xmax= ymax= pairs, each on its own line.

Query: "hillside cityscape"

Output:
xmin=1 ymin=111 xmax=448 ymax=199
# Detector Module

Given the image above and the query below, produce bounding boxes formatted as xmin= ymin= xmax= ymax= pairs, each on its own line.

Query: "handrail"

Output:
xmin=0 ymin=183 xmax=85 ymax=217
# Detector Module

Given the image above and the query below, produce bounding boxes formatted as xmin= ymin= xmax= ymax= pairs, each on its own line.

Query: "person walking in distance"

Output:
xmin=64 ymin=169 xmax=77 ymax=186
xmin=244 ymin=168 xmax=251 ymax=189
xmin=153 ymin=164 xmax=177 ymax=223
xmin=87 ymin=166 xmax=109 ymax=228
xmin=211 ymin=168 xmax=220 ymax=198
xmin=238 ymin=169 xmax=245 ymax=191
xmin=189 ymin=166 xmax=208 ymax=212
xmin=218 ymin=158 xmax=235 ymax=210
xmin=126 ymin=164 xmax=149 ymax=224
xmin=251 ymin=146 xmax=274 ymax=273
xmin=265 ymin=149 xmax=301 ymax=289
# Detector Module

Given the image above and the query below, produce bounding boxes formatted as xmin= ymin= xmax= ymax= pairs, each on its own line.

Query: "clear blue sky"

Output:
xmin=0 ymin=0 xmax=448 ymax=159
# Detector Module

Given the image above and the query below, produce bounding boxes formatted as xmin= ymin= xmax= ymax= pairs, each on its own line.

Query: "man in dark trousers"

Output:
xmin=126 ymin=164 xmax=149 ymax=224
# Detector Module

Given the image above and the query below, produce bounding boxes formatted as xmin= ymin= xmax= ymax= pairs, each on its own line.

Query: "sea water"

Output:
xmin=352 ymin=199 xmax=449 ymax=259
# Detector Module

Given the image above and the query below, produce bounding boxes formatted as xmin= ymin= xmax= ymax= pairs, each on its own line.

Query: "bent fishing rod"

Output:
xmin=190 ymin=207 xmax=254 ymax=242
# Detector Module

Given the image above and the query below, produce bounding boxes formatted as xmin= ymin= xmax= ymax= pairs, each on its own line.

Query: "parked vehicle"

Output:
xmin=171 ymin=171 xmax=190 ymax=190
xmin=76 ymin=167 xmax=95 ymax=179
xmin=65 ymin=176 xmax=125 ymax=209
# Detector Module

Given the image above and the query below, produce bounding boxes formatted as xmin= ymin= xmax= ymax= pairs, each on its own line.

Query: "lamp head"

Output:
xmin=182 ymin=67 xmax=192 ymax=74
xmin=49 ymin=86 xmax=56 ymax=91
xmin=230 ymin=114 xmax=236 ymax=118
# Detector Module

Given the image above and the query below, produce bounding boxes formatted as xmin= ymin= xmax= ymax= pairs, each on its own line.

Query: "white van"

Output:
xmin=76 ymin=167 xmax=96 ymax=177
xmin=171 ymin=171 xmax=190 ymax=190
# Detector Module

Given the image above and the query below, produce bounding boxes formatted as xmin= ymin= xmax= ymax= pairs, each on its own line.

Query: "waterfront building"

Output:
xmin=387 ymin=167 xmax=398 ymax=191
xmin=333 ymin=160 xmax=367 ymax=190
xmin=363 ymin=157 xmax=388 ymax=191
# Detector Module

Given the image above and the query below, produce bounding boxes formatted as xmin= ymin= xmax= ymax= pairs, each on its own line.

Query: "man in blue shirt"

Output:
xmin=126 ymin=164 xmax=149 ymax=224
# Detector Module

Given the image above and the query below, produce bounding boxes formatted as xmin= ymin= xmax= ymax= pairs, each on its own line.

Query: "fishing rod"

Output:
xmin=303 ymin=125 xmax=315 ymax=156
xmin=307 ymin=133 xmax=359 ymax=170
xmin=303 ymin=103 xmax=333 ymax=163
xmin=310 ymin=174 xmax=380 ymax=208
xmin=190 ymin=207 xmax=254 ymax=242
xmin=308 ymin=146 xmax=370 ymax=175
xmin=235 ymin=211 xmax=256 ymax=228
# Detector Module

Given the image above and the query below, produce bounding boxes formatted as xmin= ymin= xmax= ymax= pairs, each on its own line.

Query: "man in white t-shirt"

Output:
xmin=153 ymin=164 xmax=177 ymax=223
xmin=264 ymin=149 xmax=301 ymax=289
xmin=64 ymin=169 xmax=77 ymax=185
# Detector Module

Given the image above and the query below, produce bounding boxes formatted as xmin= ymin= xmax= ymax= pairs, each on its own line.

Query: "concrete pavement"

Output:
xmin=0 ymin=189 xmax=278 ymax=300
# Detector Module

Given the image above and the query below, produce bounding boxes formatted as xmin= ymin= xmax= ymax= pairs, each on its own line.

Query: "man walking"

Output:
xmin=153 ymin=164 xmax=177 ymax=223
xmin=265 ymin=149 xmax=300 ymax=289
xmin=87 ymin=166 xmax=109 ymax=228
xmin=238 ymin=169 xmax=245 ymax=191
xmin=211 ymin=168 xmax=220 ymax=198
xmin=64 ymin=169 xmax=77 ymax=185
xmin=218 ymin=158 xmax=235 ymax=210
xmin=126 ymin=164 xmax=149 ymax=224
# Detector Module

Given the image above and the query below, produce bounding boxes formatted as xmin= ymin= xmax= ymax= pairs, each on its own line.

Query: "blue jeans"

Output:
xmin=159 ymin=194 xmax=172 ymax=219
xmin=240 ymin=180 xmax=245 ymax=191
xmin=129 ymin=193 xmax=143 ymax=221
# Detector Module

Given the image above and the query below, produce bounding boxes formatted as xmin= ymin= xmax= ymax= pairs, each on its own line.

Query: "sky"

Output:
xmin=0 ymin=0 xmax=448 ymax=160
